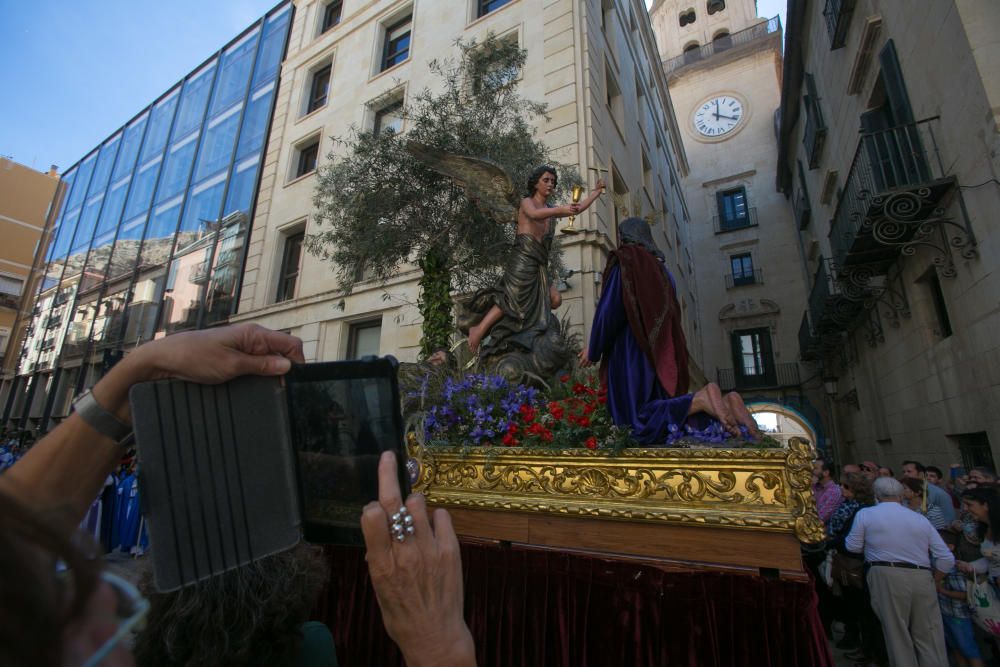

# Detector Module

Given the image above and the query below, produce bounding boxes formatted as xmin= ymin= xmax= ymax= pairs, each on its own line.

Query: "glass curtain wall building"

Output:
xmin=2 ymin=3 xmax=291 ymax=432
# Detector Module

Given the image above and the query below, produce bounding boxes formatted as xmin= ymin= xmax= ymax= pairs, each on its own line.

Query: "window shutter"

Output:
xmin=878 ymin=40 xmax=915 ymax=125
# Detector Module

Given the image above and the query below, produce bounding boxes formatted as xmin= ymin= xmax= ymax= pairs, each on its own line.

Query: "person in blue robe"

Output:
xmin=582 ymin=218 xmax=761 ymax=445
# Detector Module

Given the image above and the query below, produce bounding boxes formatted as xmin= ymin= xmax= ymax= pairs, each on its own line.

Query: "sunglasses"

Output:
xmin=82 ymin=571 xmax=150 ymax=667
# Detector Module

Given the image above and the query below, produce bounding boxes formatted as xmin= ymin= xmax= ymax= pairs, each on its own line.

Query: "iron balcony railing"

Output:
xmin=717 ymin=362 xmax=801 ymax=391
xmin=714 ymin=207 xmax=759 ymax=233
xmin=828 ymin=117 xmax=949 ymax=269
xmin=664 ymin=16 xmax=781 ymax=74
xmin=725 ymin=269 xmax=763 ymax=289
xmin=823 ymin=0 xmax=857 ymax=50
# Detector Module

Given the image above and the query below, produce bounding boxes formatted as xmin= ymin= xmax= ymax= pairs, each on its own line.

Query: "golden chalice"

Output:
xmin=561 ymin=184 xmax=584 ymax=235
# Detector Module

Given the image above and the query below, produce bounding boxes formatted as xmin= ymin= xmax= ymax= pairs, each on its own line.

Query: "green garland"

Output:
xmin=418 ymin=248 xmax=452 ymax=357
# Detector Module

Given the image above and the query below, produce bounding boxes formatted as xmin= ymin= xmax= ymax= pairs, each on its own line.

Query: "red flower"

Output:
xmin=550 ymin=404 xmax=565 ymax=420
xmin=560 ymin=374 xmax=570 ymax=383
xmin=519 ymin=404 xmax=536 ymax=423
xmin=502 ymin=433 xmax=518 ymax=446
xmin=582 ymin=403 xmax=596 ymax=415
xmin=584 ymin=437 xmax=598 ymax=450
xmin=597 ymin=395 xmax=607 ymax=405
xmin=507 ymin=422 xmax=519 ymax=435
xmin=527 ymin=422 xmax=546 ymax=436
xmin=541 ymin=429 xmax=553 ymax=443
xmin=572 ymin=383 xmax=588 ymax=396
xmin=577 ymin=416 xmax=591 ymax=428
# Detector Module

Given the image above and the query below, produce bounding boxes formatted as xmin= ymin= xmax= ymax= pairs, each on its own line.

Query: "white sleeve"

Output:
xmin=845 ymin=509 xmax=866 ymax=554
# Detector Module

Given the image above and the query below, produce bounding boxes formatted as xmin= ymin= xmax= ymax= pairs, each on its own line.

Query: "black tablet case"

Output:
xmin=129 ymin=376 xmax=300 ymax=592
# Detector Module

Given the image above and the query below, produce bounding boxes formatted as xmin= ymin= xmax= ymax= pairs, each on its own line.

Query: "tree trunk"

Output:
xmin=418 ymin=248 xmax=453 ymax=358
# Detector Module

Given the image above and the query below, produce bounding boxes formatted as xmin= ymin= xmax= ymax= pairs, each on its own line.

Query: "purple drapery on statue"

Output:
xmin=588 ymin=263 xmax=735 ymax=445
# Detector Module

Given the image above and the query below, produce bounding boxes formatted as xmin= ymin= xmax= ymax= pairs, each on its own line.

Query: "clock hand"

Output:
xmin=716 ymin=113 xmax=739 ymax=121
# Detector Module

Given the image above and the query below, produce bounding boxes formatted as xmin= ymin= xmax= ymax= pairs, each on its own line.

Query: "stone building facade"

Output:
xmin=650 ymin=0 xmax=823 ymax=447
xmin=0 ymin=159 xmax=63 ymax=372
xmin=777 ymin=0 xmax=1000 ymax=468
xmin=233 ymin=0 xmax=701 ymax=374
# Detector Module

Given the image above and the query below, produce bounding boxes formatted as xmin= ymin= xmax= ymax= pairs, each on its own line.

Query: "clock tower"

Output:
xmin=650 ymin=0 xmax=818 ymax=438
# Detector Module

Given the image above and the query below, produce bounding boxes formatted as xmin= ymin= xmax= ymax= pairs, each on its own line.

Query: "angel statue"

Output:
xmin=405 ymin=142 xmax=604 ymax=382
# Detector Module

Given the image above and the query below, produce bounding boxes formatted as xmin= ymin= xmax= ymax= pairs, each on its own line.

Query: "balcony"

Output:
xmin=798 ymin=311 xmax=821 ymax=361
xmin=725 ymin=269 xmax=763 ymax=289
xmin=717 ymin=362 xmax=801 ymax=392
xmin=803 ymin=97 xmax=827 ymax=169
xmin=823 ymin=0 xmax=856 ymax=50
xmin=714 ymin=207 xmax=758 ymax=234
xmin=806 ymin=257 xmax=866 ymax=339
xmin=664 ymin=16 xmax=781 ymax=74
xmin=829 ymin=117 xmax=956 ymax=273
xmin=189 ymin=261 xmax=211 ymax=285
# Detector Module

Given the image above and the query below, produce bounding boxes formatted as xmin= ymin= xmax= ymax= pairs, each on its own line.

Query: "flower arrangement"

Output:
xmin=417 ymin=368 xmax=633 ymax=451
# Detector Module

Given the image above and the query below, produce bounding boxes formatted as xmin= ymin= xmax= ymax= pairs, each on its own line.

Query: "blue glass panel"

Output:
xmin=179 ymin=173 xmax=226 ymax=234
xmin=140 ymin=91 xmax=180 ymax=163
xmin=88 ymin=136 xmax=121 ymax=197
xmin=236 ymin=83 xmax=274 ymax=159
xmin=252 ymin=7 xmax=291 ymax=88
xmin=82 ymin=227 xmax=117 ymax=291
xmin=141 ymin=197 xmax=183 ymax=266
xmin=223 ymin=153 xmax=260 ymax=218
xmin=97 ymin=178 xmax=129 ymax=236
xmin=112 ymin=114 xmax=148 ymax=181
xmin=124 ymin=156 xmax=161 ymax=219
xmin=46 ymin=209 xmax=78 ymax=262
xmin=204 ymin=213 xmax=249 ymax=325
xmin=194 ymin=104 xmax=241 ymax=182
xmin=72 ymin=195 xmax=103 ymax=256
xmin=210 ymin=29 xmax=259 ymax=116
xmin=172 ymin=62 xmax=217 ymax=141
xmin=65 ymin=153 xmax=97 ymax=212
xmin=156 ymin=134 xmax=198 ymax=202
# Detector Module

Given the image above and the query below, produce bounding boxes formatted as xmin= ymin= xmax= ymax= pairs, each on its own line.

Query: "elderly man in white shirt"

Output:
xmin=846 ymin=476 xmax=953 ymax=667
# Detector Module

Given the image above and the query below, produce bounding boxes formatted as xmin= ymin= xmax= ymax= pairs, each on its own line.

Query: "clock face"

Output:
xmin=693 ymin=95 xmax=744 ymax=137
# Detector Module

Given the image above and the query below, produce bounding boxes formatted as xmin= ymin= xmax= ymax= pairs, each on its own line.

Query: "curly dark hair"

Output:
xmin=841 ymin=472 xmax=875 ymax=506
xmin=133 ymin=543 xmax=330 ymax=666
xmin=525 ymin=165 xmax=557 ymax=197
xmin=961 ymin=486 xmax=1000 ymax=542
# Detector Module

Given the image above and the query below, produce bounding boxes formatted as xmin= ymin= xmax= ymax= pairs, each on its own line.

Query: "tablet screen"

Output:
xmin=285 ymin=359 xmax=408 ymax=543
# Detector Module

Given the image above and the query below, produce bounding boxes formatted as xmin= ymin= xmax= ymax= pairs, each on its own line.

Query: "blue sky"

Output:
xmin=0 ymin=0 xmax=786 ymax=176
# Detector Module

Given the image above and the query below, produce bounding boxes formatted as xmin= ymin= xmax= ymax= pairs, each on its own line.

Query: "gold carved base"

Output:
xmin=408 ymin=436 xmax=825 ymax=545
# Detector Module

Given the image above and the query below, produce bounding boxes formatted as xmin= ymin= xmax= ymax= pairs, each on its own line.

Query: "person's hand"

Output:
xmin=578 ymin=347 xmax=593 ymax=368
xmin=129 ymin=323 xmax=305 ymax=385
xmin=957 ymin=560 xmax=975 ymax=574
xmin=593 ymin=178 xmax=606 ymax=193
xmin=361 ymin=452 xmax=475 ymax=667
xmin=568 ymin=204 xmax=581 ymax=215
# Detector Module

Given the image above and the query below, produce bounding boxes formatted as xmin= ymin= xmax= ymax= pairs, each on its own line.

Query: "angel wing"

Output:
xmin=405 ymin=141 xmax=520 ymax=224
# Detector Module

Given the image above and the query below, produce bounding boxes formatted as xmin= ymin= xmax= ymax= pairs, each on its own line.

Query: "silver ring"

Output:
xmin=390 ymin=505 xmax=414 ymax=542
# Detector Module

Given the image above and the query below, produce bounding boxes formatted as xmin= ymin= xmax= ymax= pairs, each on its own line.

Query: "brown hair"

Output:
xmin=0 ymin=487 xmax=101 ymax=666
xmin=900 ymin=477 xmax=926 ymax=498
xmin=841 ymin=472 xmax=875 ymax=505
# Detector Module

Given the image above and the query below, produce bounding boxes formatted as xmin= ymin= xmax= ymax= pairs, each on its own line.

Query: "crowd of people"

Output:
xmin=811 ymin=455 xmax=1000 ymax=666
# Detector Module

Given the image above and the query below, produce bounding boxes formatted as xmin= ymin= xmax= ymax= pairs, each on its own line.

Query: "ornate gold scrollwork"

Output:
xmin=406 ymin=434 xmax=826 ymax=543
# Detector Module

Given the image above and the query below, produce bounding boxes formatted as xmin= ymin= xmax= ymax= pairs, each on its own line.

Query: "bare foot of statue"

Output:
xmin=689 ymin=383 xmax=740 ymax=437
xmin=725 ymin=391 xmax=762 ymax=440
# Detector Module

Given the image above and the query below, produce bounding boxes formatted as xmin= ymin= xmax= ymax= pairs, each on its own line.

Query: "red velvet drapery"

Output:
xmin=314 ymin=542 xmax=832 ymax=667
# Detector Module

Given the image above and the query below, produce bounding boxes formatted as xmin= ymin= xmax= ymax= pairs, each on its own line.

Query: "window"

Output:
xmin=679 ymin=8 xmax=696 ymax=26
xmin=348 ymin=320 xmax=381 ymax=359
xmin=707 ymin=0 xmax=726 ymax=15
xmin=381 ymin=16 xmax=411 ymax=72
xmin=716 ymin=187 xmax=749 ymax=230
xmin=802 ymin=73 xmax=827 ymax=169
xmin=731 ymin=328 xmax=775 ymax=386
xmin=295 ymin=138 xmax=320 ymax=178
xmin=606 ymin=66 xmax=623 ymax=130
xmin=729 ymin=253 xmax=755 ymax=287
xmin=0 ymin=275 xmax=23 ymax=310
xmin=641 ymin=151 xmax=652 ymax=195
xmin=322 ymin=1 xmax=343 ymax=33
xmin=477 ymin=0 xmax=511 ymax=18
xmin=922 ymin=268 xmax=952 ymax=339
xmin=713 ymin=30 xmax=732 ymax=51
xmin=374 ymin=100 xmax=404 ymax=134
xmin=683 ymin=42 xmax=701 ymax=64
xmin=307 ymin=64 xmax=331 ymax=114
xmin=276 ymin=231 xmax=304 ymax=302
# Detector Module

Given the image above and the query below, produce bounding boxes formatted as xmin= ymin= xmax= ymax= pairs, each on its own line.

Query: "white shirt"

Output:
xmin=845 ymin=500 xmax=955 ymax=573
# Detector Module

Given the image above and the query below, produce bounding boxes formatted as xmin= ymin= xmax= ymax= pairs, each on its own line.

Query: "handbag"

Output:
xmin=967 ymin=574 xmax=1000 ymax=636
xmin=831 ymin=551 xmax=865 ymax=589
